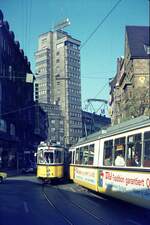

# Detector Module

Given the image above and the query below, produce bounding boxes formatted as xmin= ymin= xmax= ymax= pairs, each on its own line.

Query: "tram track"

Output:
xmin=42 ymin=183 xmax=111 ymax=225
xmin=57 ymin=185 xmax=149 ymax=225
xmin=55 ymin=185 xmax=111 ymax=225
xmin=42 ymin=182 xmax=148 ymax=225
xmin=42 ymin=185 xmax=75 ymax=225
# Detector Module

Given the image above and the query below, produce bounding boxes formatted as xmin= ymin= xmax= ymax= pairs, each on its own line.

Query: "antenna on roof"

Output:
xmin=54 ymin=18 xmax=70 ymax=31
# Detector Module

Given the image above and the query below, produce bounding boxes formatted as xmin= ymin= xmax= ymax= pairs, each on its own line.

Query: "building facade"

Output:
xmin=109 ymin=26 xmax=150 ymax=125
xmin=35 ymin=29 xmax=82 ymax=146
xmin=38 ymin=103 xmax=64 ymax=145
xmin=82 ymin=111 xmax=111 ymax=137
xmin=0 ymin=10 xmax=47 ymax=169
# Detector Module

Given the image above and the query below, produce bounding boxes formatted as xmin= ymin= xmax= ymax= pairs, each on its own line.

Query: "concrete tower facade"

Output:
xmin=35 ymin=29 xmax=82 ymax=146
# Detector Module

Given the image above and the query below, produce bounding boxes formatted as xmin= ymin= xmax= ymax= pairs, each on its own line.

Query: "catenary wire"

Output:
xmin=0 ymin=0 xmax=123 ymax=117
xmin=80 ymin=0 xmax=123 ymax=49
xmin=0 ymin=104 xmax=36 ymax=117
xmin=80 ymin=0 xmax=123 ymax=109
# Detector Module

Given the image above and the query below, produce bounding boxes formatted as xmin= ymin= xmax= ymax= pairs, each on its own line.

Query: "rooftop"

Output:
xmin=126 ymin=25 xmax=150 ymax=59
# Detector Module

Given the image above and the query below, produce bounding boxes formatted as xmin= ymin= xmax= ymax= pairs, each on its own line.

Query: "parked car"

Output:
xmin=0 ymin=172 xmax=7 ymax=183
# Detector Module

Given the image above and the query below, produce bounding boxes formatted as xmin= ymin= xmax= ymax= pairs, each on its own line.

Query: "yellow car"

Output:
xmin=0 ymin=172 xmax=7 ymax=183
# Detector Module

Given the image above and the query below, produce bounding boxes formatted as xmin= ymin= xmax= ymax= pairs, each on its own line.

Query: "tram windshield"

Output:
xmin=37 ymin=148 xmax=63 ymax=164
xmin=44 ymin=152 xmax=54 ymax=163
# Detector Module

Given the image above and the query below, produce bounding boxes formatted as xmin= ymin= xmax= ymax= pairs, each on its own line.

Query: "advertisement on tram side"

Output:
xmin=74 ymin=167 xmax=98 ymax=190
xmin=98 ymin=170 xmax=150 ymax=208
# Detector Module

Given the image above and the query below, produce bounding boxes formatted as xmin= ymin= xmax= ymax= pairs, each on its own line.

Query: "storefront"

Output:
xmin=0 ymin=132 xmax=20 ymax=169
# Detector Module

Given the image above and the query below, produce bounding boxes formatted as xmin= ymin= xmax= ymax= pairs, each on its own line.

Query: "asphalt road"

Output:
xmin=0 ymin=176 xmax=149 ymax=225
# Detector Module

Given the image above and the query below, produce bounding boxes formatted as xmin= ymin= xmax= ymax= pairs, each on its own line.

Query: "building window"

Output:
xmin=144 ymin=45 xmax=150 ymax=55
xmin=51 ymin=128 xmax=55 ymax=132
xmin=9 ymin=65 xmax=12 ymax=79
xmin=60 ymin=120 xmax=63 ymax=125
xmin=51 ymin=120 xmax=55 ymax=124
xmin=0 ymin=82 xmax=2 ymax=101
xmin=41 ymin=38 xmax=47 ymax=49
xmin=0 ymin=119 xmax=7 ymax=132
xmin=3 ymin=64 xmax=6 ymax=76
xmin=60 ymin=128 xmax=64 ymax=133
xmin=3 ymin=39 xmax=6 ymax=51
xmin=10 ymin=123 xmax=16 ymax=136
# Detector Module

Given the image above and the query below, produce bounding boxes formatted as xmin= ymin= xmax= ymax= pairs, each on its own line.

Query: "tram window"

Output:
xmin=103 ymin=140 xmax=113 ymax=166
xmin=82 ymin=145 xmax=89 ymax=164
xmin=68 ymin=151 xmax=72 ymax=164
xmin=44 ymin=152 xmax=53 ymax=163
xmin=88 ymin=144 xmax=94 ymax=165
xmin=72 ymin=151 xmax=75 ymax=164
xmin=80 ymin=147 xmax=84 ymax=164
xmin=127 ymin=134 xmax=142 ymax=167
xmin=37 ymin=150 xmax=44 ymax=164
xmin=144 ymin=131 xmax=150 ymax=167
xmin=55 ymin=151 xmax=62 ymax=163
xmin=114 ymin=137 xmax=125 ymax=166
xmin=75 ymin=148 xmax=80 ymax=164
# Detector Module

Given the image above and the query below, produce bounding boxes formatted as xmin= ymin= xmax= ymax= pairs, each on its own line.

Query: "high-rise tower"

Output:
xmin=35 ymin=23 xmax=82 ymax=146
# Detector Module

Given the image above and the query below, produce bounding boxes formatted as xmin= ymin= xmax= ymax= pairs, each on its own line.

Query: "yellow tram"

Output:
xmin=37 ymin=142 xmax=66 ymax=182
xmin=69 ymin=116 xmax=150 ymax=209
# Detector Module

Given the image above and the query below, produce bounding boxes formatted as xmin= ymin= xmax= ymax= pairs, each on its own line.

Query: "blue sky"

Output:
xmin=0 ymin=0 xmax=149 ymax=113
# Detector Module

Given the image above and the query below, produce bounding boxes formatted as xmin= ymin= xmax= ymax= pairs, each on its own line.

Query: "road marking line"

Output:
xmin=23 ymin=201 xmax=29 ymax=213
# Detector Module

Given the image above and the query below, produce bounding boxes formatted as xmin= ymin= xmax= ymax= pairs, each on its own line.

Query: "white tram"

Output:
xmin=69 ymin=116 xmax=150 ymax=209
xmin=36 ymin=142 xmax=67 ymax=182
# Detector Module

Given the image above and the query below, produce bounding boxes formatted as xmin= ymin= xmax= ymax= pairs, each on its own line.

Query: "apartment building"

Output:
xmin=0 ymin=10 xmax=47 ymax=168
